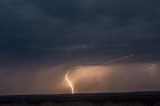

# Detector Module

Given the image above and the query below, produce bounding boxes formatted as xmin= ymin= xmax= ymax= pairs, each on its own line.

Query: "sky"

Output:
xmin=0 ymin=0 xmax=160 ymax=95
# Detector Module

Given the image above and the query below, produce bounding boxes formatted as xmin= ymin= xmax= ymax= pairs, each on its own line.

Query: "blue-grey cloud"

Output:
xmin=0 ymin=0 xmax=160 ymax=94
xmin=0 ymin=0 xmax=160 ymax=65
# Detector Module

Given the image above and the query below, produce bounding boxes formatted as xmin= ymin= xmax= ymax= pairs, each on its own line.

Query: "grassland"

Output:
xmin=0 ymin=91 xmax=160 ymax=106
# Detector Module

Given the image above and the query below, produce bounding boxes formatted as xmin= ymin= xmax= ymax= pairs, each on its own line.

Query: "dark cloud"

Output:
xmin=0 ymin=0 xmax=160 ymax=94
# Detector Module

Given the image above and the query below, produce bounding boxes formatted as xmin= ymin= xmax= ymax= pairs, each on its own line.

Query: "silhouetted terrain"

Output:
xmin=0 ymin=91 xmax=160 ymax=106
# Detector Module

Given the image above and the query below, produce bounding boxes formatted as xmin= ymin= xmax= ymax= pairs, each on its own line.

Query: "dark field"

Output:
xmin=0 ymin=91 xmax=160 ymax=106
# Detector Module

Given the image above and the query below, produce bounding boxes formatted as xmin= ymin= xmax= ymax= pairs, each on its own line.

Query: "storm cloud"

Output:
xmin=0 ymin=0 xmax=160 ymax=94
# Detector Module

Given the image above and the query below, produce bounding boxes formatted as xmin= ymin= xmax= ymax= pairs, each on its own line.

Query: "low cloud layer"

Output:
xmin=1 ymin=63 xmax=160 ymax=94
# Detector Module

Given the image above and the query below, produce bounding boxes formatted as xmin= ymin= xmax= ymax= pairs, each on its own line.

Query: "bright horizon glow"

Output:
xmin=63 ymin=55 xmax=134 ymax=94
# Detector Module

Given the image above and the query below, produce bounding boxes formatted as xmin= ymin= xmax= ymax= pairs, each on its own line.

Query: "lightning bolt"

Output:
xmin=105 ymin=55 xmax=134 ymax=65
xmin=65 ymin=72 xmax=74 ymax=94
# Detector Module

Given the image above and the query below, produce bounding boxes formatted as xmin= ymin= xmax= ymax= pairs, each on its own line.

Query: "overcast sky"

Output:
xmin=0 ymin=0 xmax=160 ymax=95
